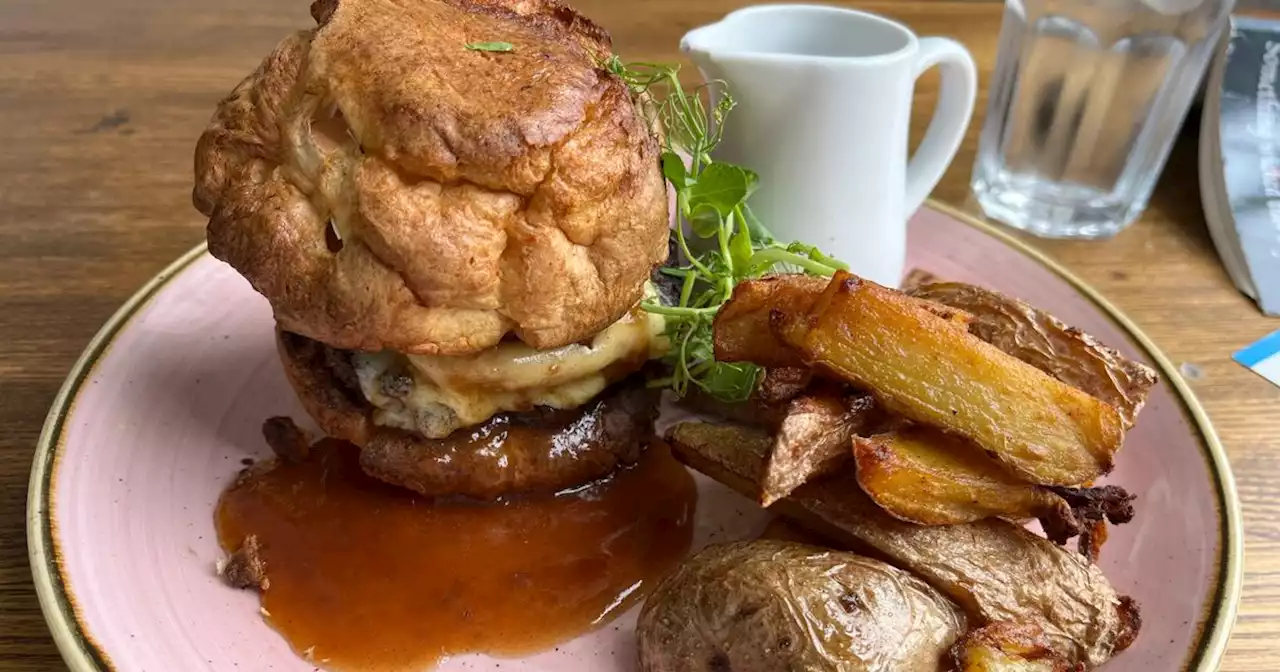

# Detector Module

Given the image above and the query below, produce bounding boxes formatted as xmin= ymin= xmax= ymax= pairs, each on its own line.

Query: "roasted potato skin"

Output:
xmin=852 ymin=426 xmax=1071 ymax=526
xmin=908 ymin=282 xmax=1156 ymax=428
xmin=774 ymin=272 xmax=1125 ymax=487
xmin=713 ymin=275 xmax=826 ymax=369
xmin=637 ymin=540 xmax=966 ymax=672
xmin=761 ymin=392 xmax=881 ymax=506
xmin=676 ymin=364 xmax=883 ymax=507
xmin=853 ymin=427 xmax=1137 ymax=548
xmin=951 ymin=623 xmax=1085 ymax=672
xmin=664 ymin=421 xmax=1141 ymax=668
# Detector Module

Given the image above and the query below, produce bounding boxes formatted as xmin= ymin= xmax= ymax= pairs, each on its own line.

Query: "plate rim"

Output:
xmin=27 ymin=200 xmax=1244 ymax=672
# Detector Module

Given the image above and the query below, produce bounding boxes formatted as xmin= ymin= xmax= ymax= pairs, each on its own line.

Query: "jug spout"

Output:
xmin=679 ymin=19 xmax=726 ymax=56
xmin=678 ymin=24 xmax=711 ymax=59
xmin=678 ymin=23 xmax=726 ymax=84
xmin=678 ymin=16 xmax=772 ymax=112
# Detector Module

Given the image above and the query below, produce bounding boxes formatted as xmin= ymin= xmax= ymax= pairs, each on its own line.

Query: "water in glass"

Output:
xmin=972 ymin=0 xmax=1234 ymax=238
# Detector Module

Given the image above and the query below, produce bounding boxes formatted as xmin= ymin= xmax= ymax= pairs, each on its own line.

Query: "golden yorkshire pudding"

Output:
xmin=193 ymin=0 xmax=670 ymax=355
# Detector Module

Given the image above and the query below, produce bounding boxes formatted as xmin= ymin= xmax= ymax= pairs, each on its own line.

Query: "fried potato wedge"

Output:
xmin=853 ymin=427 xmax=1136 ymax=544
xmin=901 ymin=268 xmax=941 ymax=292
xmin=713 ymin=275 xmax=968 ymax=367
xmin=665 ymin=420 xmax=1140 ymax=668
xmin=909 ymin=281 xmax=1157 ymax=428
xmin=1044 ymin=485 xmax=1135 ymax=554
xmin=677 ymin=359 xmax=882 ymax=506
xmin=925 ymin=302 xmax=973 ymax=328
xmin=681 ymin=382 xmax=883 ymax=507
xmin=761 ymin=393 xmax=880 ymax=506
xmin=774 ymin=272 xmax=1125 ymax=486
xmin=952 ymin=623 xmax=1083 ymax=672
xmin=755 ymin=366 xmax=814 ymax=405
xmin=1079 ymin=519 xmax=1108 ymax=564
xmin=713 ymin=275 xmax=826 ymax=368
xmin=852 ymin=426 xmax=1071 ymax=526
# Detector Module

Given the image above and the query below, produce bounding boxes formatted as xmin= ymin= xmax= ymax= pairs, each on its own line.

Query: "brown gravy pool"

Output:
xmin=216 ymin=440 xmax=696 ymax=671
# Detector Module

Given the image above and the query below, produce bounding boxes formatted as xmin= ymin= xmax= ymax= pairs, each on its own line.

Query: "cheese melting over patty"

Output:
xmin=352 ymin=298 xmax=667 ymax=439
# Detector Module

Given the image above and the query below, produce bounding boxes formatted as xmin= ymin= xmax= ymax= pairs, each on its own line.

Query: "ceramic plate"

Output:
xmin=29 ymin=202 xmax=1242 ymax=671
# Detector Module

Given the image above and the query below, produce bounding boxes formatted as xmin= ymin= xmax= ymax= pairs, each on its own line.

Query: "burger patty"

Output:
xmin=277 ymin=330 xmax=660 ymax=499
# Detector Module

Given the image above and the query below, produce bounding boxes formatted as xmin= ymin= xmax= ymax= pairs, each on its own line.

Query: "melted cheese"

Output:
xmin=353 ymin=296 xmax=667 ymax=439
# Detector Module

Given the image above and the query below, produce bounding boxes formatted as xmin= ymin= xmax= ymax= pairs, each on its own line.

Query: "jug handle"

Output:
xmin=904 ymin=37 xmax=978 ymax=214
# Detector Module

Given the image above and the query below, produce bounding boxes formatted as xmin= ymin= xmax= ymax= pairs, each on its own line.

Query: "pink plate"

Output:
xmin=29 ymin=203 xmax=1242 ymax=672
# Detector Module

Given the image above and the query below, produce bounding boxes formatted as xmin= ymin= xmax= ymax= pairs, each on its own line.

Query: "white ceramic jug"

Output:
xmin=682 ymin=5 xmax=977 ymax=286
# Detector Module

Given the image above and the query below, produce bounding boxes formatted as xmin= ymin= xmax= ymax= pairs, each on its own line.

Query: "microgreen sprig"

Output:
xmin=466 ymin=41 xmax=515 ymax=52
xmin=605 ymin=57 xmax=847 ymax=402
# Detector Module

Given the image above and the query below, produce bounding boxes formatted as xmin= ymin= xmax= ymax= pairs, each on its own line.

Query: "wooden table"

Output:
xmin=1 ymin=0 xmax=1275 ymax=669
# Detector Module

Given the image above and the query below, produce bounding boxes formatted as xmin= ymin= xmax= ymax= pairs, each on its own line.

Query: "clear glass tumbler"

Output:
xmin=971 ymin=0 xmax=1234 ymax=238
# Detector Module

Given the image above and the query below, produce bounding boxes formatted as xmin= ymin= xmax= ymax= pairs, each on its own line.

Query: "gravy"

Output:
xmin=216 ymin=440 xmax=696 ymax=671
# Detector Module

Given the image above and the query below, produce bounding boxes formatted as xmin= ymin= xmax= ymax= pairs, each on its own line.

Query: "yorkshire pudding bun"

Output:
xmin=194 ymin=0 xmax=670 ymax=356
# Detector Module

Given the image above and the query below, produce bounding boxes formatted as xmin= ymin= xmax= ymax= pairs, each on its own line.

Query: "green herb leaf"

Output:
xmin=787 ymin=241 xmax=850 ymax=272
xmin=740 ymin=204 xmax=773 ymax=244
xmin=660 ymin=152 xmax=689 ymax=189
xmin=466 ymin=41 xmax=514 ymax=52
xmin=603 ymin=54 xmax=626 ymax=76
xmin=687 ymin=163 xmax=757 ymax=218
xmin=689 ymin=207 xmax=722 ymax=239
xmin=697 ymin=362 xmax=761 ymax=402
xmin=728 ymin=225 xmax=754 ymax=277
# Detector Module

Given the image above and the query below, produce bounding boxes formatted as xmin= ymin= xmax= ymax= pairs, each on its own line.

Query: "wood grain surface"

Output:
xmin=1 ymin=0 xmax=1275 ymax=669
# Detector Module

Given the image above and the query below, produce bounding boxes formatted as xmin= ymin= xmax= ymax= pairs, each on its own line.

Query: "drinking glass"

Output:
xmin=971 ymin=0 xmax=1234 ymax=239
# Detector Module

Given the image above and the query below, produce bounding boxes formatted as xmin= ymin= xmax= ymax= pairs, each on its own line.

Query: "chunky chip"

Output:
xmin=852 ymin=426 xmax=1072 ymax=526
xmin=773 ymin=272 xmax=1126 ymax=486
xmin=908 ymin=281 xmax=1156 ymax=428
xmin=714 ymin=274 xmax=970 ymax=368
xmin=760 ymin=392 xmax=881 ymax=506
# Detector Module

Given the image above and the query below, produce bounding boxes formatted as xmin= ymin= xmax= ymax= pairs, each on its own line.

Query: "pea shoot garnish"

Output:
xmin=605 ymin=57 xmax=846 ymax=402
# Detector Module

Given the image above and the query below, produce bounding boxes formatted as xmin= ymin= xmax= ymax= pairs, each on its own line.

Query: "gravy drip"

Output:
xmin=216 ymin=440 xmax=696 ymax=671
